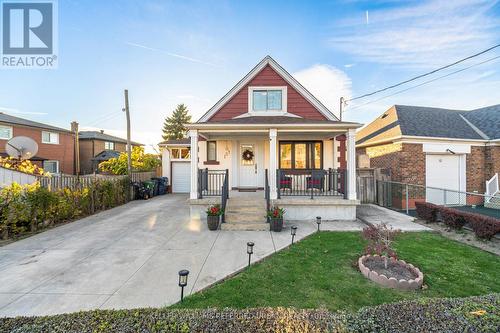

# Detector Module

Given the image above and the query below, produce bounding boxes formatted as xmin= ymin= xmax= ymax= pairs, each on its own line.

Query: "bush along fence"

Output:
xmin=415 ymin=202 xmax=500 ymax=240
xmin=0 ymin=177 xmax=130 ymax=241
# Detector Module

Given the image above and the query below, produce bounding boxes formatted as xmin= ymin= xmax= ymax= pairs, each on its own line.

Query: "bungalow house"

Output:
xmin=356 ymin=105 xmax=500 ymax=207
xmin=0 ymin=113 xmax=75 ymax=174
xmin=162 ymin=56 xmax=362 ymax=230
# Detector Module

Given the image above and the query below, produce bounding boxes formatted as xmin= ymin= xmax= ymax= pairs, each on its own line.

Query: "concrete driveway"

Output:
xmin=0 ymin=194 xmax=364 ymax=317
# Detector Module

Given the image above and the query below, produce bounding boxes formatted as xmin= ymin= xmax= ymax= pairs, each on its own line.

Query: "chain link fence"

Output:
xmin=376 ymin=180 xmax=500 ymax=219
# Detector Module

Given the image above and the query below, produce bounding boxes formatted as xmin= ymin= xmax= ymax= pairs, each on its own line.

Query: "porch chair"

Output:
xmin=306 ymin=170 xmax=326 ymax=191
xmin=279 ymin=170 xmax=292 ymax=192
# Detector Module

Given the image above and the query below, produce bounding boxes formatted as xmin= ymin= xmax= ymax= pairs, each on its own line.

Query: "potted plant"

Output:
xmin=206 ymin=204 xmax=223 ymax=231
xmin=267 ymin=206 xmax=285 ymax=232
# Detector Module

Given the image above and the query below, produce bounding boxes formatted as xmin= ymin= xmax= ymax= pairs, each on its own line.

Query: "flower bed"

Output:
xmin=1 ymin=294 xmax=497 ymax=333
xmin=358 ymin=254 xmax=424 ymax=291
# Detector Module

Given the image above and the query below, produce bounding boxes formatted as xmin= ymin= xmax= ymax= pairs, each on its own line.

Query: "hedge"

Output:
xmin=0 ymin=178 xmax=130 ymax=241
xmin=1 ymin=294 xmax=498 ymax=333
xmin=415 ymin=201 xmax=439 ymax=223
xmin=415 ymin=202 xmax=500 ymax=239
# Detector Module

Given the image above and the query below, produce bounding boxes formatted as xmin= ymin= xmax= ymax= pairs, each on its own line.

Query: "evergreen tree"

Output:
xmin=162 ymin=104 xmax=192 ymax=140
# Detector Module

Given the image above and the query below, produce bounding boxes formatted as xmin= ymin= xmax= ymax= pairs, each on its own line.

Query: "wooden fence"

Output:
xmin=35 ymin=171 xmax=158 ymax=191
xmin=356 ymin=168 xmax=391 ymax=204
xmin=0 ymin=166 xmax=37 ymax=188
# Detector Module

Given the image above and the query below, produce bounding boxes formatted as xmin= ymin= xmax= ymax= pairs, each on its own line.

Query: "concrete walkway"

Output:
xmin=0 ymin=194 xmax=364 ymax=317
xmin=357 ymin=204 xmax=431 ymax=231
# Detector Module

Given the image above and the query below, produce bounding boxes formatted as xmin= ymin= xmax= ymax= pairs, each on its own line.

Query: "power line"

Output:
xmin=346 ymin=54 xmax=500 ymax=112
xmin=346 ymin=44 xmax=500 ymax=103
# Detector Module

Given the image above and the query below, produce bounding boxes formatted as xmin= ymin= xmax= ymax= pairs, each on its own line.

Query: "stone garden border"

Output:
xmin=358 ymin=254 xmax=423 ymax=291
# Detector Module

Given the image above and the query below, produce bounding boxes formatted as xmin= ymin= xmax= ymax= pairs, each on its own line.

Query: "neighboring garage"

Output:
xmin=159 ymin=138 xmax=191 ymax=194
xmin=425 ymin=153 xmax=466 ymax=205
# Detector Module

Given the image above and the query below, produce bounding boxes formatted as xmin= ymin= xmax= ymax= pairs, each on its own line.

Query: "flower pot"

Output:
xmin=207 ymin=215 xmax=220 ymax=231
xmin=270 ymin=217 xmax=283 ymax=232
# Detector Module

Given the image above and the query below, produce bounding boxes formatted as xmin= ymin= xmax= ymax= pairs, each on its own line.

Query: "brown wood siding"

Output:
xmin=208 ymin=64 xmax=327 ymax=121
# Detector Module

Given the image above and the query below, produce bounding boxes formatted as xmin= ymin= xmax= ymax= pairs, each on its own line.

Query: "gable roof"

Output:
xmin=0 ymin=112 xmax=71 ymax=133
xmin=79 ymin=131 xmax=143 ymax=146
xmin=357 ymin=104 xmax=500 ymax=145
xmin=198 ymin=56 xmax=338 ymax=122
xmin=395 ymin=105 xmax=483 ymax=140
xmin=199 ymin=116 xmax=357 ymax=125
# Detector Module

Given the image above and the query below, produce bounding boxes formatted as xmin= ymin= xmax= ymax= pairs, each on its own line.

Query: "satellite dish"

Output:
xmin=5 ymin=136 xmax=39 ymax=160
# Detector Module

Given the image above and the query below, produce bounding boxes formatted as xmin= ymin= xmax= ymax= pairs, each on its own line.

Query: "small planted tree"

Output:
xmin=362 ymin=223 xmax=401 ymax=269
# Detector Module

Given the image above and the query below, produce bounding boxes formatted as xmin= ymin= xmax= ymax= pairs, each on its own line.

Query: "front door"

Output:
xmin=239 ymin=143 xmax=257 ymax=188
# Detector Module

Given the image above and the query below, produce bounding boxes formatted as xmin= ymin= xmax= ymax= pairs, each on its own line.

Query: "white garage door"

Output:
xmin=425 ymin=154 xmax=465 ymax=205
xmin=172 ymin=162 xmax=191 ymax=193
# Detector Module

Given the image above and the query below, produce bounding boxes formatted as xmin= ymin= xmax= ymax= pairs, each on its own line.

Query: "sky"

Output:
xmin=1 ymin=0 xmax=499 ymax=151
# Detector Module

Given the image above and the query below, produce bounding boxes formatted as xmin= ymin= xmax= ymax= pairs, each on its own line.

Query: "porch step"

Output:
xmin=222 ymin=197 xmax=268 ymax=231
xmin=485 ymin=195 xmax=500 ymax=209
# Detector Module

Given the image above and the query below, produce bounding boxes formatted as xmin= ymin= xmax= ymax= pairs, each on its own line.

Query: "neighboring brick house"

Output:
xmin=0 ymin=113 xmax=75 ymax=174
xmin=356 ymin=104 xmax=500 ymax=206
xmin=78 ymin=130 xmax=142 ymax=174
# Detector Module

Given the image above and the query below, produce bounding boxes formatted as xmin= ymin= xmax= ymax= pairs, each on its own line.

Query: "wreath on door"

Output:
xmin=242 ymin=149 xmax=254 ymax=161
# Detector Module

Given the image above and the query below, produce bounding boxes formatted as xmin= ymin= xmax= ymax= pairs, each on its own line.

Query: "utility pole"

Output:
xmin=123 ymin=89 xmax=132 ymax=176
xmin=339 ymin=97 xmax=345 ymax=121
xmin=71 ymin=121 xmax=80 ymax=176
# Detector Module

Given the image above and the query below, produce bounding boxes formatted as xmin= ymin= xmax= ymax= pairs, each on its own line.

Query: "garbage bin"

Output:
xmin=142 ymin=180 xmax=155 ymax=199
xmin=153 ymin=177 xmax=168 ymax=195
xmin=151 ymin=178 xmax=160 ymax=196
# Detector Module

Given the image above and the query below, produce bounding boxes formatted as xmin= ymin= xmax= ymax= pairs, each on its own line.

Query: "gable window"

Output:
xmin=207 ymin=141 xmax=217 ymax=161
xmin=0 ymin=125 xmax=13 ymax=140
xmin=104 ymin=141 xmax=115 ymax=150
xmin=170 ymin=147 xmax=190 ymax=160
xmin=43 ymin=160 xmax=59 ymax=173
xmin=248 ymin=86 xmax=287 ymax=113
xmin=42 ymin=131 xmax=59 ymax=144
xmin=279 ymin=141 xmax=323 ymax=169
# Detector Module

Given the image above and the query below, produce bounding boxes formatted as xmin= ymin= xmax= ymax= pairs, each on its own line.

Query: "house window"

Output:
xmin=207 ymin=141 xmax=217 ymax=161
xmin=43 ymin=160 xmax=59 ymax=173
xmin=170 ymin=147 xmax=190 ymax=160
xmin=42 ymin=131 xmax=59 ymax=144
xmin=104 ymin=141 xmax=115 ymax=150
xmin=279 ymin=141 xmax=323 ymax=169
xmin=0 ymin=125 xmax=13 ymax=140
xmin=249 ymin=86 xmax=287 ymax=113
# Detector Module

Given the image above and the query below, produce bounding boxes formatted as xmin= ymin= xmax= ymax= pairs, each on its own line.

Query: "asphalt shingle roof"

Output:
xmin=79 ymin=131 xmax=142 ymax=146
xmin=394 ymin=105 xmax=490 ymax=140
xmin=0 ymin=113 xmax=71 ymax=133
xmin=159 ymin=138 xmax=191 ymax=145
xmin=461 ymin=104 xmax=500 ymax=140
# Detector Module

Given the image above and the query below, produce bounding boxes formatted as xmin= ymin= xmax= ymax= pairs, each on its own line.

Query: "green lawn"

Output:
xmin=172 ymin=232 xmax=500 ymax=312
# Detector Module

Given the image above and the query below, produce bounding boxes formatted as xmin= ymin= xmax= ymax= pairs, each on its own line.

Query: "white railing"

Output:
xmin=485 ymin=173 xmax=499 ymax=204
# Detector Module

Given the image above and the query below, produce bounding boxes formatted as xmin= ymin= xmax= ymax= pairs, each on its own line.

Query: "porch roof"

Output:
xmin=187 ymin=116 xmax=362 ymax=131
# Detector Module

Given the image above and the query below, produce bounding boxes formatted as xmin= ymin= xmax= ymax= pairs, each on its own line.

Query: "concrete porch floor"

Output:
xmin=0 ymin=194 xmax=365 ymax=317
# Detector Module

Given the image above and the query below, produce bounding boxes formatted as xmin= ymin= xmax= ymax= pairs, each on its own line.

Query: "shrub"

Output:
xmin=415 ymin=201 xmax=439 ymax=222
xmin=440 ymin=207 xmax=468 ymax=229
xmin=1 ymin=294 xmax=498 ymax=333
xmin=362 ymin=223 xmax=401 ymax=268
xmin=0 ymin=178 xmax=130 ymax=241
xmin=468 ymin=214 xmax=500 ymax=240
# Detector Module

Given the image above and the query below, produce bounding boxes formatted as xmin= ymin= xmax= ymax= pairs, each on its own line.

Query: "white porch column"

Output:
xmin=189 ymin=129 xmax=199 ymax=199
xmin=346 ymin=128 xmax=357 ymax=200
xmin=269 ymin=128 xmax=278 ymax=199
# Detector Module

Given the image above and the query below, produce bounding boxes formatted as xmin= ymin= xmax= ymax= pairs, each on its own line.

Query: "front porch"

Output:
xmin=187 ymin=121 xmax=360 ymax=226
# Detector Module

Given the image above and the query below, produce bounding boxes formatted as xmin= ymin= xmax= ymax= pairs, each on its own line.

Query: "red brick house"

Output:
xmin=0 ymin=113 xmax=75 ymax=174
xmin=356 ymin=105 xmax=500 ymax=206
xmin=162 ymin=56 xmax=362 ymax=230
